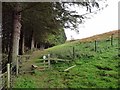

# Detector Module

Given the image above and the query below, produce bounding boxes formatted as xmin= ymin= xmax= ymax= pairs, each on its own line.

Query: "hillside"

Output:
xmin=67 ymin=30 xmax=119 ymax=43
xmin=13 ymin=30 xmax=119 ymax=88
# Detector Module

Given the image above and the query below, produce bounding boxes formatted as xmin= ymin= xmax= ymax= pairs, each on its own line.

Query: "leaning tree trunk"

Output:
xmin=11 ymin=4 xmax=22 ymax=66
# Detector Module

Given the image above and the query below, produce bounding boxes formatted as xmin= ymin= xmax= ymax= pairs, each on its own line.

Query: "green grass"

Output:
xmin=13 ymin=36 xmax=119 ymax=88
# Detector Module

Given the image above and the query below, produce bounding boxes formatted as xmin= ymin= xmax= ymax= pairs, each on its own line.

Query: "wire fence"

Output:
xmin=0 ymin=34 xmax=117 ymax=89
xmin=0 ymin=55 xmax=31 ymax=89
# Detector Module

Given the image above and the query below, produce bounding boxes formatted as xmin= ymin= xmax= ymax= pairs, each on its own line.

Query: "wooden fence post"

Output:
xmin=48 ymin=54 xmax=50 ymax=68
xmin=7 ymin=63 xmax=10 ymax=88
xmin=95 ymin=40 xmax=97 ymax=52
xmin=43 ymin=55 xmax=46 ymax=67
xmin=16 ymin=57 xmax=19 ymax=76
xmin=111 ymin=34 xmax=113 ymax=46
xmin=73 ymin=46 xmax=75 ymax=60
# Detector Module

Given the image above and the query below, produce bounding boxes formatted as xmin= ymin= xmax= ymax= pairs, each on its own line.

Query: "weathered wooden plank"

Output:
xmin=64 ymin=65 xmax=76 ymax=72
xmin=38 ymin=58 xmax=71 ymax=62
xmin=50 ymin=58 xmax=71 ymax=62
xmin=31 ymin=64 xmax=38 ymax=68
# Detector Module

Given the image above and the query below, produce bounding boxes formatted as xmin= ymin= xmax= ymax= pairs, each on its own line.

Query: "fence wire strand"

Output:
xmin=1 ymin=65 xmax=7 ymax=71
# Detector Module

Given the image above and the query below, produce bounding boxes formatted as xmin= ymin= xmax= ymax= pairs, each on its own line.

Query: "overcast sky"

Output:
xmin=65 ymin=0 xmax=119 ymax=40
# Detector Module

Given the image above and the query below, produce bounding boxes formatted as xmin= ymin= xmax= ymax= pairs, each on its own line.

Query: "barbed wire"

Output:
xmin=1 ymin=65 xmax=7 ymax=71
xmin=0 ymin=55 xmax=31 ymax=89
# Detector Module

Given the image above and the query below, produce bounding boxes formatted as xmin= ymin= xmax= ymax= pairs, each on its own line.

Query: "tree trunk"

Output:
xmin=19 ymin=29 xmax=24 ymax=55
xmin=35 ymin=42 xmax=38 ymax=48
xmin=31 ymin=37 xmax=34 ymax=50
xmin=31 ymin=31 xmax=34 ymax=50
xmin=11 ymin=4 xmax=22 ymax=66
xmin=21 ymin=36 xmax=25 ymax=54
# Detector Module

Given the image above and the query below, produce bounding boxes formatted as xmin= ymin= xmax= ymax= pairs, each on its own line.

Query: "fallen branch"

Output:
xmin=64 ymin=65 xmax=76 ymax=72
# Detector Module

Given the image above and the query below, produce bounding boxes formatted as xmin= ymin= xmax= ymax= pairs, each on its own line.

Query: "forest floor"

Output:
xmin=13 ymin=30 xmax=119 ymax=88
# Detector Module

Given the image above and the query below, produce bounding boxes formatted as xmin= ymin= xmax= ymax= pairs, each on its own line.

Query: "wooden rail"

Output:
xmin=35 ymin=57 xmax=71 ymax=70
xmin=38 ymin=58 xmax=71 ymax=62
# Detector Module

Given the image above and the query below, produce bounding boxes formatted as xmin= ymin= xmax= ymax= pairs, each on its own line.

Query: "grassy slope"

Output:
xmin=13 ymin=30 xmax=119 ymax=88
